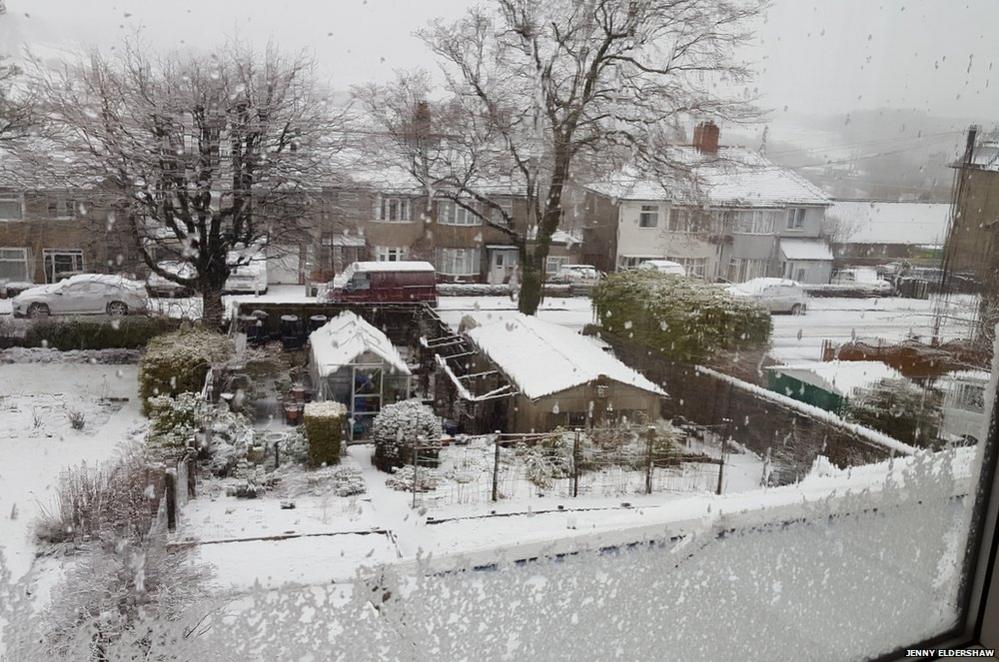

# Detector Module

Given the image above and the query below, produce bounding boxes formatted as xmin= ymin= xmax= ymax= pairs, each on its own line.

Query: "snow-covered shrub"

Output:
xmin=35 ymin=444 xmax=152 ymax=544
xmin=303 ymin=401 xmax=346 ymax=467
xmin=146 ymin=394 xmax=252 ymax=475
xmin=372 ymin=399 xmax=443 ymax=472
xmin=591 ymin=270 xmax=771 ymax=363
xmin=65 ymin=407 xmax=86 ymax=431
xmin=845 ymin=378 xmax=944 ymax=448
xmin=42 ymin=539 xmax=209 ymax=658
xmin=385 ymin=464 xmax=439 ymax=492
xmin=139 ymin=326 xmax=233 ymax=415
xmin=203 ymin=407 xmax=255 ymax=475
xmin=147 ymin=392 xmax=203 ymax=450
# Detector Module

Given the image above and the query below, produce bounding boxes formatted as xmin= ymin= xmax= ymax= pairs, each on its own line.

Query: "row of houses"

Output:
xmin=0 ymin=123 xmax=955 ymax=288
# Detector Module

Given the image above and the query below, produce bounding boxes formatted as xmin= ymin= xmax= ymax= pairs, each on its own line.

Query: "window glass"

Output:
xmin=639 ymin=204 xmax=659 ymax=228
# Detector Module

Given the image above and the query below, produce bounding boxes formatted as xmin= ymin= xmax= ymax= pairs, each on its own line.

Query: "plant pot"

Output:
xmin=284 ymin=403 xmax=304 ymax=425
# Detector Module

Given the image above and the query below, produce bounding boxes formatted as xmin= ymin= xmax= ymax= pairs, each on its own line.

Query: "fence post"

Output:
xmin=716 ymin=433 xmax=728 ymax=496
xmin=572 ymin=428 xmax=581 ymax=498
xmin=164 ymin=469 xmax=177 ymax=532
xmin=492 ymin=431 xmax=501 ymax=502
xmin=413 ymin=436 xmax=422 ymax=509
xmin=645 ymin=426 xmax=655 ymax=495
xmin=274 ymin=440 xmax=281 ymax=469
xmin=186 ymin=456 xmax=197 ymax=498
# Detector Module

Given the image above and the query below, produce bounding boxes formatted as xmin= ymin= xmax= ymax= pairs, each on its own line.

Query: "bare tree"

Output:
xmin=29 ymin=41 xmax=345 ymax=325
xmin=0 ymin=55 xmax=36 ymax=145
xmin=394 ymin=0 xmax=766 ymax=314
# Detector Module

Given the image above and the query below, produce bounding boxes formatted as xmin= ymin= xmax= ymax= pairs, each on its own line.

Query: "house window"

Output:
xmin=490 ymin=199 xmax=514 ymax=225
xmin=727 ymin=257 xmax=768 ymax=282
xmin=42 ymin=249 xmax=84 ymax=283
xmin=786 ymin=208 xmax=806 ymax=230
xmin=439 ymin=200 xmax=481 ymax=226
xmin=666 ymin=256 xmax=707 ymax=279
xmin=546 ymin=256 xmax=569 ymax=274
xmin=374 ymin=246 xmax=408 ymax=262
xmin=378 ymin=196 xmax=411 ymax=222
xmin=956 ymin=382 xmax=986 ymax=413
xmin=0 ymin=193 xmax=23 ymax=220
xmin=0 ymin=247 xmax=30 ymax=282
xmin=619 ymin=256 xmax=655 ymax=269
xmin=728 ymin=209 xmax=779 ymax=234
xmin=47 ymin=198 xmax=77 ymax=219
xmin=667 ymin=208 xmax=692 ymax=232
xmin=638 ymin=205 xmax=659 ymax=228
xmin=435 ymin=247 xmax=481 ymax=275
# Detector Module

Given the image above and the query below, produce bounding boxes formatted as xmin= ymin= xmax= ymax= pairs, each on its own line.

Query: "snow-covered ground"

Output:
xmin=0 ymin=363 xmax=144 ymax=583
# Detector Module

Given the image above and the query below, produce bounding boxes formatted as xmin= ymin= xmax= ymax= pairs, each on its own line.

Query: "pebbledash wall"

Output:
xmin=600 ymin=331 xmax=910 ymax=483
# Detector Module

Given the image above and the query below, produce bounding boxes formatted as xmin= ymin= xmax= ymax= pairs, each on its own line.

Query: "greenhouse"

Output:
xmin=308 ymin=311 xmax=413 ymax=439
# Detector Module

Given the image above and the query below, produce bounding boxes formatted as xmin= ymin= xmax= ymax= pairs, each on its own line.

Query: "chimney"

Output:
xmin=963 ymin=124 xmax=979 ymax=166
xmin=693 ymin=121 xmax=720 ymax=154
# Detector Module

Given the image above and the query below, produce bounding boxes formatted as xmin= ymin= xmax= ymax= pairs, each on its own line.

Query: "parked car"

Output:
xmin=551 ymin=264 xmax=602 ymax=284
xmin=327 ymin=261 xmax=438 ymax=305
xmin=636 ymin=259 xmax=687 ymax=276
xmin=830 ymin=267 xmax=892 ymax=293
xmin=11 ymin=274 xmax=149 ymax=318
xmin=146 ymin=254 xmax=268 ymax=297
xmin=726 ymin=277 xmax=808 ymax=314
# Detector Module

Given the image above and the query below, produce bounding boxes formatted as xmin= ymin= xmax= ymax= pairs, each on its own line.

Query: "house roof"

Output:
xmin=826 ymin=200 xmax=952 ymax=246
xmin=780 ymin=238 xmax=834 ymax=261
xmin=309 ymin=311 xmax=411 ymax=378
xmin=769 ymin=360 xmax=902 ymax=398
xmin=585 ymin=146 xmax=830 ymax=208
xmin=466 ymin=313 xmax=665 ymax=400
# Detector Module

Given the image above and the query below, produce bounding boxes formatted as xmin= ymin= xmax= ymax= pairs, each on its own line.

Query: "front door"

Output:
xmin=488 ymin=249 xmax=518 ymax=284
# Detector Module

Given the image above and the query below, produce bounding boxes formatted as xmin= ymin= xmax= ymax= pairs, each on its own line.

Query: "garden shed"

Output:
xmin=465 ymin=314 xmax=666 ymax=432
xmin=308 ymin=311 xmax=413 ymax=439
xmin=767 ymin=360 xmax=902 ymax=413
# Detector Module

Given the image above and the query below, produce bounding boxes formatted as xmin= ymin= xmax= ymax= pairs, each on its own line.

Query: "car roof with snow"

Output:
xmin=466 ymin=313 xmax=666 ymax=400
xmin=729 ymin=278 xmax=802 ymax=294
xmin=348 ymin=261 xmax=436 ymax=273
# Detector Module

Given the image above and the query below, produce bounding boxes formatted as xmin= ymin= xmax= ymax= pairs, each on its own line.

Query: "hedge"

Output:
xmin=138 ymin=326 xmax=234 ymax=415
xmin=303 ymin=401 xmax=346 ymax=467
xmin=13 ymin=316 xmax=182 ymax=351
xmin=591 ymin=271 xmax=772 ymax=364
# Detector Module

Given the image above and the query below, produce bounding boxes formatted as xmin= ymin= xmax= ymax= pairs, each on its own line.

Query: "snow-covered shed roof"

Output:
xmin=466 ymin=313 xmax=665 ymax=400
xmin=769 ymin=360 xmax=902 ymax=398
xmin=309 ymin=311 xmax=411 ymax=377
xmin=585 ymin=146 xmax=830 ymax=208
xmin=779 ymin=238 xmax=834 ymax=261
xmin=826 ymin=200 xmax=952 ymax=246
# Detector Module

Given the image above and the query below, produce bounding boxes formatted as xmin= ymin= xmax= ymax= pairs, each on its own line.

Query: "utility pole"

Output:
xmin=412 ymin=436 xmax=421 ymax=509
xmin=645 ymin=426 xmax=655 ymax=495
xmin=716 ymin=417 xmax=732 ymax=496
xmin=492 ymin=431 xmax=501 ymax=502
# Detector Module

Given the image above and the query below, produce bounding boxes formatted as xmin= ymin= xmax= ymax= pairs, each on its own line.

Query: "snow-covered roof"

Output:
xmin=943 ymin=369 xmax=991 ymax=384
xmin=779 ymin=238 xmax=834 ymax=261
xmin=827 ymin=200 xmax=952 ymax=246
xmin=309 ymin=311 xmax=411 ymax=377
xmin=586 ymin=146 xmax=830 ymax=208
xmin=466 ymin=313 xmax=665 ymax=400
xmin=769 ymin=360 xmax=902 ymax=398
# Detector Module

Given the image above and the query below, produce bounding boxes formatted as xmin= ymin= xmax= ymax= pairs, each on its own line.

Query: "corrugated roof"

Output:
xmin=586 ymin=146 xmax=830 ymax=207
xmin=467 ymin=313 xmax=665 ymax=400
xmin=827 ymin=200 xmax=951 ymax=246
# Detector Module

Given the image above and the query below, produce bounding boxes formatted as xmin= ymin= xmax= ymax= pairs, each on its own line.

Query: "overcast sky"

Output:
xmin=2 ymin=0 xmax=998 ymax=122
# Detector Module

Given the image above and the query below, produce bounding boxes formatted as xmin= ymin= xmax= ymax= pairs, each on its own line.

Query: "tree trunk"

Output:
xmin=518 ymin=246 xmax=546 ymax=315
xmin=202 ymin=287 xmax=225 ymax=329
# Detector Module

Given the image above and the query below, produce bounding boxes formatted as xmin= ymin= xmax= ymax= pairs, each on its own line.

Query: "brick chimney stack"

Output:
xmin=693 ymin=121 xmax=720 ymax=154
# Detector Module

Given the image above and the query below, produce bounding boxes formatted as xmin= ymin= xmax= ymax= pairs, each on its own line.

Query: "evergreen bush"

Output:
xmin=303 ymin=401 xmax=346 ymax=467
xmin=20 ymin=316 xmax=181 ymax=351
xmin=591 ymin=271 xmax=772 ymax=364
xmin=138 ymin=327 xmax=233 ymax=415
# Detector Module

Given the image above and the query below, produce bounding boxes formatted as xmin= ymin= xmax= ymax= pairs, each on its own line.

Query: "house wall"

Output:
xmin=0 ymin=190 xmax=136 ymax=284
xmin=613 ymin=199 xmax=722 ymax=275
xmin=779 ymin=259 xmax=833 ymax=284
xmin=505 ymin=380 xmax=662 ymax=433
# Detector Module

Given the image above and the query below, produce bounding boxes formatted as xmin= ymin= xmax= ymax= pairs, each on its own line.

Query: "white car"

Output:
xmin=830 ymin=267 xmax=892 ymax=293
xmin=11 ymin=274 xmax=149 ymax=318
xmin=146 ymin=254 xmax=268 ymax=297
xmin=636 ymin=259 xmax=687 ymax=276
xmin=726 ymin=277 xmax=808 ymax=314
xmin=552 ymin=264 xmax=602 ymax=284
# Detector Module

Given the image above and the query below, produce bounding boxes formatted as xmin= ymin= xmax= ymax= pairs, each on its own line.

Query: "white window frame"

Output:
xmin=374 ymin=246 xmax=408 ymax=262
xmin=786 ymin=207 xmax=806 ymax=231
xmin=377 ymin=196 xmax=411 ymax=223
xmin=728 ymin=257 xmax=769 ymax=282
xmin=666 ymin=256 xmax=707 ymax=279
xmin=0 ymin=247 xmax=31 ymax=281
xmin=667 ymin=208 xmax=693 ymax=233
xmin=490 ymin=199 xmax=514 ymax=225
xmin=638 ymin=204 xmax=660 ymax=229
xmin=546 ymin=255 xmax=569 ymax=274
xmin=726 ymin=209 xmax=779 ymax=234
xmin=439 ymin=200 xmax=482 ymax=226
xmin=435 ymin=247 xmax=481 ymax=276
xmin=42 ymin=248 xmax=85 ymax=283
xmin=0 ymin=193 xmax=24 ymax=220
xmin=47 ymin=197 xmax=77 ymax=220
